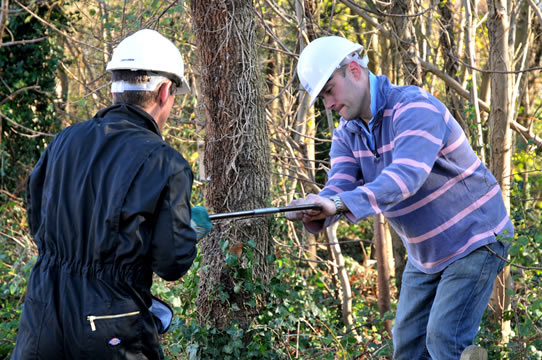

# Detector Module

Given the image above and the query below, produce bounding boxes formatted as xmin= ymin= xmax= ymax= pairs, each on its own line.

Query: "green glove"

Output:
xmin=191 ymin=206 xmax=212 ymax=241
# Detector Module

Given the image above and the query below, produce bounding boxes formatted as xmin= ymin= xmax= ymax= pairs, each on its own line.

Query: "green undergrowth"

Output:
xmin=154 ymin=243 xmax=394 ymax=360
xmin=1 ymin=195 xmax=541 ymax=359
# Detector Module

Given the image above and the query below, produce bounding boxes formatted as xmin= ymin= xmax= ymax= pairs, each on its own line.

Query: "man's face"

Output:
xmin=319 ymin=62 xmax=367 ymax=121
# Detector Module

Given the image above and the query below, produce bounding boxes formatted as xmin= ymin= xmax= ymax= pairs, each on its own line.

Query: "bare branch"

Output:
xmin=418 ymin=57 xmax=542 ymax=148
xmin=0 ymin=111 xmax=55 ymax=137
xmin=1 ymin=36 xmax=47 ymax=47
xmin=13 ymin=0 xmax=107 ymax=54
xmin=352 ymin=0 xmax=441 ymax=18
xmin=526 ymin=0 xmax=542 ymax=24
xmin=447 ymin=51 xmax=542 ymax=74
xmin=0 ymin=0 xmax=10 ymax=46
xmin=0 ymin=85 xmax=40 ymax=106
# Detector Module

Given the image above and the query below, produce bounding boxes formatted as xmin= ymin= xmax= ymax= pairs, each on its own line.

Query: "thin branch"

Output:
xmin=485 ymin=245 xmax=542 ymax=271
xmin=447 ymin=52 xmax=542 ymax=74
xmin=357 ymin=0 xmax=440 ymax=18
xmin=13 ymin=0 xmax=107 ymax=54
xmin=1 ymin=36 xmax=47 ymax=47
xmin=0 ymin=111 xmax=55 ymax=137
xmin=144 ymin=0 xmax=178 ymax=28
xmin=0 ymin=0 xmax=8 ymax=46
xmin=254 ymin=6 xmax=295 ymax=57
xmin=526 ymin=0 xmax=542 ymax=24
xmin=417 ymin=57 xmax=542 ymax=148
xmin=340 ymin=0 xmax=392 ymax=38
xmin=0 ymin=85 xmax=41 ymax=106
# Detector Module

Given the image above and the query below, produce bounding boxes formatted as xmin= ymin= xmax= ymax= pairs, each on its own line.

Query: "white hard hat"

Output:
xmin=106 ymin=29 xmax=190 ymax=94
xmin=297 ymin=36 xmax=368 ymax=107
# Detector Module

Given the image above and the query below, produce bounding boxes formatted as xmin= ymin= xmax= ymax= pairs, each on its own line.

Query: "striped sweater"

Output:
xmin=308 ymin=74 xmax=513 ymax=274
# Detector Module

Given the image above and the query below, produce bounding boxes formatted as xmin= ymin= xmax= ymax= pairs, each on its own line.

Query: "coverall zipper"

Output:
xmin=87 ymin=311 xmax=140 ymax=331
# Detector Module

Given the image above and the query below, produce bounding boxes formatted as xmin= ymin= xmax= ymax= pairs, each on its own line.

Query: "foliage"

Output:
xmin=0 ymin=194 xmax=36 ymax=358
xmin=1 ymin=0 xmax=541 ymax=359
xmin=0 ymin=0 xmax=70 ymax=194
xmin=476 ymin=205 xmax=542 ymax=359
xmin=472 ymin=152 xmax=542 ymax=359
xmin=153 ymin=218 xmax=392 ymax=359
xmin=2 ymin=195 xmax=541 ymax=358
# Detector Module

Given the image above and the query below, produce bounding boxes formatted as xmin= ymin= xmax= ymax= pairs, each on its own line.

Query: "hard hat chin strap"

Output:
xmin=111 ymin=75 xmax=168 ymax=93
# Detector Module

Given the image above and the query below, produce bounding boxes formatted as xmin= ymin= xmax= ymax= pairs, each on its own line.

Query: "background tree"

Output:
xmin=0 ymin=0 xmax=68 ymax=194
xmin=190 ymin=0 xmax=273 ymax=332
xmin=1 ymin=0 xmax=541 ymax=358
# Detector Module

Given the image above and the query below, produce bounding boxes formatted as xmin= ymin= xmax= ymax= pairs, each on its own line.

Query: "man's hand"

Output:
xmin=285 ymin=194 xmax=337 ymax=222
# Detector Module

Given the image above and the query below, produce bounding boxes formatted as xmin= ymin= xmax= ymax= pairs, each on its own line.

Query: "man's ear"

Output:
xmin=347 ymin=61 xmax=362 ymax=80
xmin=157 ymin=82 xmax=171 ymax=105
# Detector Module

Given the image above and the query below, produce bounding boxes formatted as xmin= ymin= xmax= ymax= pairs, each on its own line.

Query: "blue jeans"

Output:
xmin=392 ymin=241 xmax=509 ymax=360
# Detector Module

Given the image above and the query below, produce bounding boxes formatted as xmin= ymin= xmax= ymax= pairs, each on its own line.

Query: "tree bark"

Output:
xmin=438 ymin=0 xmax=469 ymax=135
xmin=374 ymin=213 xmax=393 ymax=335
xmin=463 ymin=0 xmax=485 ymax=162
xmin=487 ymin=0 xmax=514 ymax=342
xmin=390 ymin=0 xmax=423 ymax=86
xmin=325 ymin=222 xmax=354 ymax=329
xmin=191 ymin=0 xmax=272 ymax=330
xmin=390 ymin=226 xmax=406 ymax=294
xmin=295 ymin=0 xmax=318 ymax=262
xmin=0 ymin=0 xmax=8 ymax=47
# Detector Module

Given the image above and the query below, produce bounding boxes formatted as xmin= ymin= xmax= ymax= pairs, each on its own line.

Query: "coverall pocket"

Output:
xmin=12 ymin=297 xmax=48 ymax=359
xmin=85 ymin=303 xmax=144 ymax=359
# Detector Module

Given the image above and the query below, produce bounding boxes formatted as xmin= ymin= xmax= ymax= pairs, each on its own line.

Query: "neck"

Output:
xmin=141 ymin=103 xmax=165 ymax=131
xmin=360 ymin=70 xmax=372 ymax=124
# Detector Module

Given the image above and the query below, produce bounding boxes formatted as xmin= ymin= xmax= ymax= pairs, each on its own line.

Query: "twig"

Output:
xmin=485 ymin=245 xmax=542 ymax=271
xmin=447 ymin=52 xmax=542 ymax=74
xmin=356 ymin=0 xmax=440 ymax=18
xmin=526 ymin=0 xmax=542 ymax=24
xmin=1 ymin=36 xmax=47 ymax=47
xmin=13 ymin=0 xmax=107 ymax=54
xmin=0 ymin=85 xmax=41 ymax=106
xmin=0 ymin=111 xmax=55 ymax=137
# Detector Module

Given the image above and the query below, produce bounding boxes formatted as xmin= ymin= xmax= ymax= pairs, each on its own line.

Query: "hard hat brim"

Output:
xmin=176 ymin=76 xmax=191 ymax=95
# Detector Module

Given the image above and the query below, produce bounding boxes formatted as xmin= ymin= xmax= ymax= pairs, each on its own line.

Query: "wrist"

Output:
xmin=329 ymin=195 xmax=345 ymax=214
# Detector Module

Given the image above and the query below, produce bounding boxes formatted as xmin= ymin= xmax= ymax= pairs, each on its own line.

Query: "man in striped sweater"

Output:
xmin=286 ymin=36 xmax=513 ymax=359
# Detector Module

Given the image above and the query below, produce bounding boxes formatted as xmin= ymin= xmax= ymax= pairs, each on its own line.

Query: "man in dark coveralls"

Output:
xmin=12 ymin=29 xmax=210 ymax=359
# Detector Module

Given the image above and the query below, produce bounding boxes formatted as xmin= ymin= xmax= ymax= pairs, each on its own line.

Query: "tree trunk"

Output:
xmin=390 ymin=0 xmax=423 ymax=86
xmin=487 ymin=0 xmax=514 ymax=342
xmin=0 ymin=0 xmax=8 ymax=47
xmin=190 ymin=0 xmax=272 ymax=330
xmin=438 ymin=0 xmax=469 ymax=135
xmin=325 ymin=222 xmax=354 ymax=329
xmin=390 ymin=226 xmax=406 ymax=294
xmin=463 ymin=0 xmax=485 ymax=162
xmin=295 ymin=0 xmax=318 ymax=262
xmin=374 ymin=213 xmax=393 ymax=335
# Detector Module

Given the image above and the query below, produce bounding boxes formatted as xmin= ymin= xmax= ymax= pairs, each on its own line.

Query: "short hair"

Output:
xmin=111 ymin=70 xmax=175 ymax=107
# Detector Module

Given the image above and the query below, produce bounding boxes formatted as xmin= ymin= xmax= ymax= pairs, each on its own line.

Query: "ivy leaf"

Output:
xmin=517 ymin=236 xmax=529 ymax=246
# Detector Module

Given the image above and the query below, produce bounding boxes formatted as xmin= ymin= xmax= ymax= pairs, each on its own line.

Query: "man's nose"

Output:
xmin=324 ymin=97 xmax=335 ymax=110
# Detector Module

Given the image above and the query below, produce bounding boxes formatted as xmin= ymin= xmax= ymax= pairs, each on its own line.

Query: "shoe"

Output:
xmin=460 ymin=345 xmax=488 ymax=360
